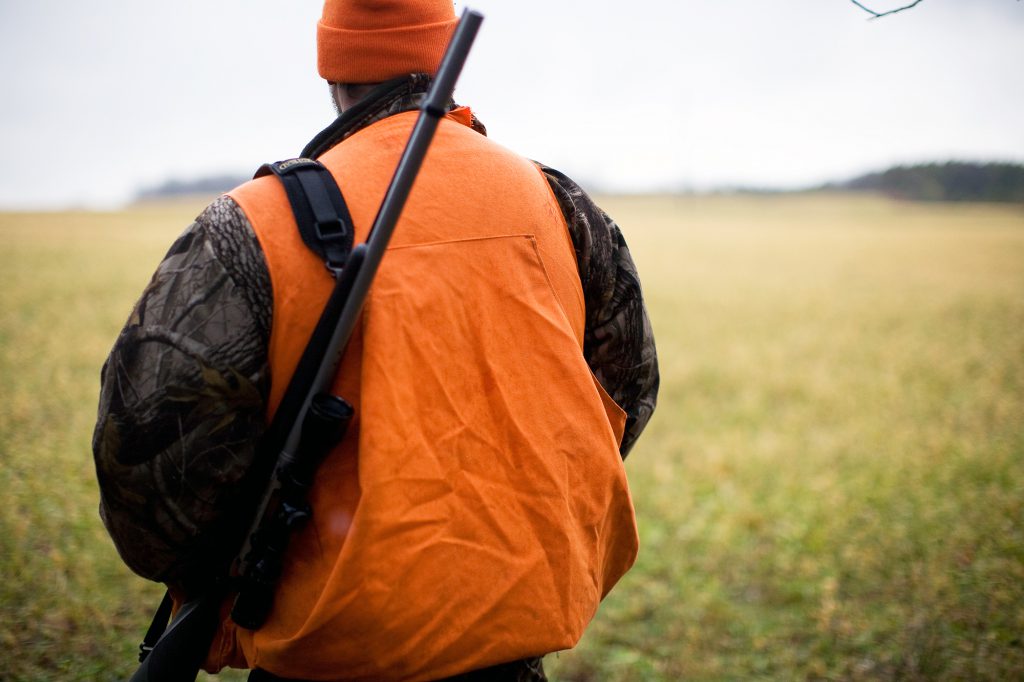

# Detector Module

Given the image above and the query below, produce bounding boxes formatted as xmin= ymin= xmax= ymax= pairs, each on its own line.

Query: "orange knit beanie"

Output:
xmin=318 ymin=0 xmax=458 ymax=83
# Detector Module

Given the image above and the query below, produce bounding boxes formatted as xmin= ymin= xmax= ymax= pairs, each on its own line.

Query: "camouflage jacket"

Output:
xmin=93 ymin=75 xmax=659 ymax=588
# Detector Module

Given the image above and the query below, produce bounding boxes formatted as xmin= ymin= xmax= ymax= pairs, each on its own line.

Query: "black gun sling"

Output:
xmin=138 ymin=158 xmax=355 ymax=663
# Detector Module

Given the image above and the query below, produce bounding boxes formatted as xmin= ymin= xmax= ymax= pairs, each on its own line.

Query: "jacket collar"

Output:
xmin=302 ymin=74 xmax=485 ymax=159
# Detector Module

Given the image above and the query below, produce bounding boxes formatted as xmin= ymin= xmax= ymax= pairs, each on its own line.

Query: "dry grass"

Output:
xmin=550 ymin=194 xmax=1024 ymax=680
xmin=1 ymin=194 xmax=1022 ymax=680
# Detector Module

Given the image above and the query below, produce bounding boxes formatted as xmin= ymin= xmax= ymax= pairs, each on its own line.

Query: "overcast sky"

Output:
xmin=1 ymin=0 xmax=1021 ymax=208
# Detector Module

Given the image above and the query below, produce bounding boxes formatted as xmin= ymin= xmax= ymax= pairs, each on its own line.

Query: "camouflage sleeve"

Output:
xmin=92 ymin=195 xmax=272 ymax=585
xmin=541 ymin=166 xmax=659 ymax=458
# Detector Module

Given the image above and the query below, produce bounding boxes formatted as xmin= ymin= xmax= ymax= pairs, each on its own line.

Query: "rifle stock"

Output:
xmin=129 ymin=593 xmax=222 ymax=682
xmin=127 ymin=9 xmax=483 ymax=680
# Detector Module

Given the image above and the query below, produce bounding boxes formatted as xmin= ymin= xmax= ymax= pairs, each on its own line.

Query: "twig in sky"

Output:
xmin=849 ymin=0 xmax=925 ymax=20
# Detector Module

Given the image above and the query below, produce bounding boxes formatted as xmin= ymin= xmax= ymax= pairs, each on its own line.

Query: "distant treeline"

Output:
xmin=136 ymin=162 xmax=1024 ymax=204
xmin=827 ymin=162 xmax=1024 ymax=203
xmin=135 ymin=175 xmax=248 ymax=201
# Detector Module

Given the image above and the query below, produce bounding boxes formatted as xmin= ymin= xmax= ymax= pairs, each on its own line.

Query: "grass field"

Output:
xmin=1 ymin=194 xmax=1022 ymax=680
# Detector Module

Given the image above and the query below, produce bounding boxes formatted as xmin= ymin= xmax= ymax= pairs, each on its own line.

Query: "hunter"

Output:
xmin=93 ymin=0 xmax=658 ymax=679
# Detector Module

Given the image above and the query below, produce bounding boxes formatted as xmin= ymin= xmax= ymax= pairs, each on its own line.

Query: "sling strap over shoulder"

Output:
xmin=256 ymin=158 xmax=355 ymax=273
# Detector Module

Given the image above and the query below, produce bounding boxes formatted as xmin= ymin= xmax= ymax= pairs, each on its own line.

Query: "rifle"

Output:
xmin=129 ymin=9 xmax=483 ymax=680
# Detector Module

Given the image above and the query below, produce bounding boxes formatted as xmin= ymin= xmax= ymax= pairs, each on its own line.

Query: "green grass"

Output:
xmin=1 ymin=194 xmax=1022 ymax=680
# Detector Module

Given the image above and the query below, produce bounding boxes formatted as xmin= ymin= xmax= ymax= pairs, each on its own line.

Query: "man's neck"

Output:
xmin=305 ymin=75 xmax=433 ymax=158
xmin=331 ymin=82 xmax=385 ymax=115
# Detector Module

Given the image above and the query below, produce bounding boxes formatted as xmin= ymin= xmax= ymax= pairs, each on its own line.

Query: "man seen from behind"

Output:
xmin=93 ymin=1 xmax=659 ymax=680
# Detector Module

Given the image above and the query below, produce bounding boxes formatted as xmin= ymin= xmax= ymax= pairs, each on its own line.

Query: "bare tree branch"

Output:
xmin=849 ymin=0 xmax=925 ymax=20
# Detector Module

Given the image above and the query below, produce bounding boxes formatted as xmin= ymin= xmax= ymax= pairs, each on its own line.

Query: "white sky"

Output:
xmin=0 ymin=0 xmax=1022 ymax=208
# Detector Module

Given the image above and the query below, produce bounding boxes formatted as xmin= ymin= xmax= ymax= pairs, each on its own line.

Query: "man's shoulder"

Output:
xmin=534 ymin=162 xmax=578 ymax=190
xmin=532 ymin=163 xmax=610 ymax=248
xmin=534 ymin=163 xmax=603 ymax=218
xmin=196 ymin=193 xmax=250 ymax=232
xmin=190 ymin=194 xmax=263 ymax=262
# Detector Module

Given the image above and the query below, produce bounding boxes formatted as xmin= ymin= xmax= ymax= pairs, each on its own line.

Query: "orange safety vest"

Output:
xmin=208 ymin=107 xmax=638 ymax=681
